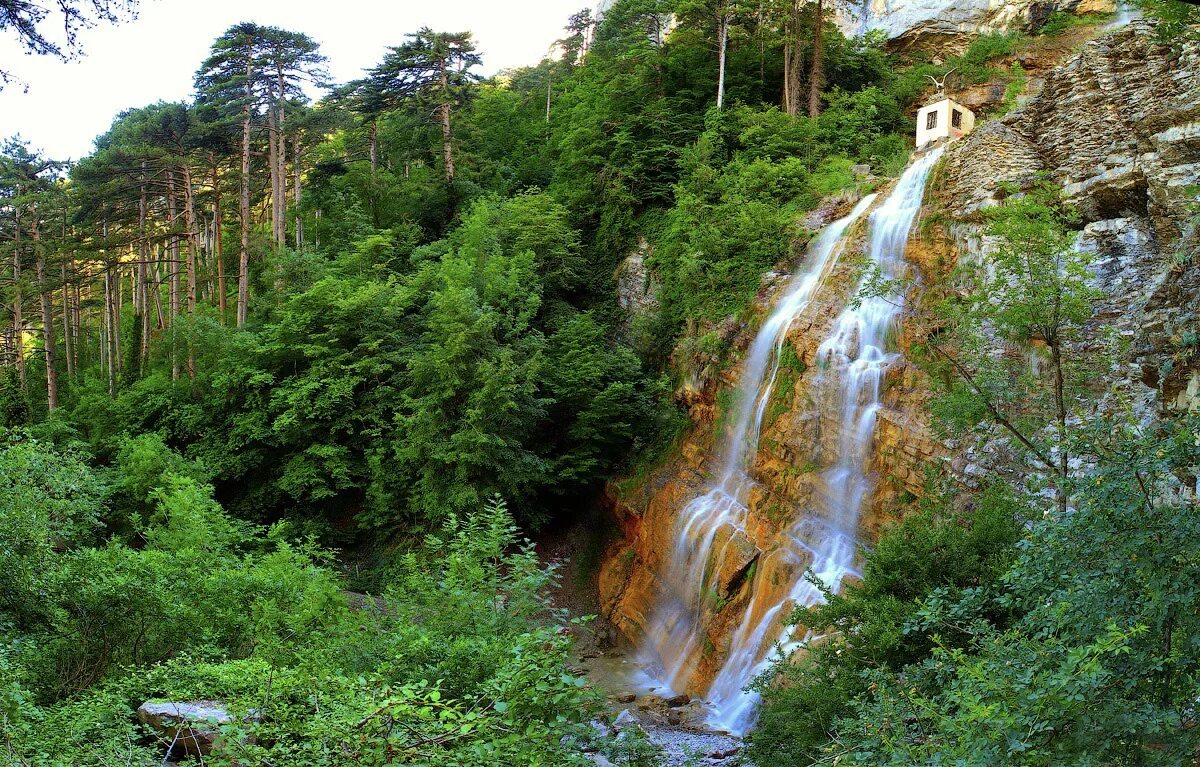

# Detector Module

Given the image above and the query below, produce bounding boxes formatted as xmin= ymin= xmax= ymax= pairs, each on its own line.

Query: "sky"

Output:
xmin=0 ymin=0 xmax=587 ymax=161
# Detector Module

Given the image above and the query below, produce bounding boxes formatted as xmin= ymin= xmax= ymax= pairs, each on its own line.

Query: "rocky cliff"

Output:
xmin=940 ymin=19 xmax=1200 ymax=414
xmin=839 ymin=0 xmax=1119 ymax=51
xmin=598 ymin=17 xmax=1200 ymax=703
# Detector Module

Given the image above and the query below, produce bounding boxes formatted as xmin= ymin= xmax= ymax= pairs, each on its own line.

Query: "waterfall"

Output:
xmin=1106 ymin=2 xmax=1140 ymax=29
xmin=637 ymin=147 xmax=945 ymax=736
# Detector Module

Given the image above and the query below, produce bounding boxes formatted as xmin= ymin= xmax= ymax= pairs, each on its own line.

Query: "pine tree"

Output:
xmin=366 ymin=28 xmax=482 ymax=184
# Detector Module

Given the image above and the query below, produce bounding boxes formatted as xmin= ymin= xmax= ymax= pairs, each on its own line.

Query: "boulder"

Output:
xmin=136 ymin=700 xmax=255 ymax=758
xmin=612 ymin=708 xmax=640 ymax=730
xmin=707 ymin=525 xmax=760 ymax=601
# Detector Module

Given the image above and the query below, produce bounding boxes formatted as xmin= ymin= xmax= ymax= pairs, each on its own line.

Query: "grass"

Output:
xmin=1039 ymin=11 xmax=1114 ymax=36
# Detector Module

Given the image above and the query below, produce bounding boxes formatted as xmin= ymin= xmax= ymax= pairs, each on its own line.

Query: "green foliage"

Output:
xmin=889 ymin=32 xmax=1022 ymax=109
xmin=820 ymin=417 xmax=1200 ymax=765
xmin=749 ymin=484 xmax=1029 ymax=765
xmin=1136 ymin=0 xmax=1200 ymax=42
xmin=0 ymin=433 xmax=105 ymax=621
xmin=1 ymin=439 xmax=597 ymax=766
xmin=649 ymin=103 xmax=890 ymax=347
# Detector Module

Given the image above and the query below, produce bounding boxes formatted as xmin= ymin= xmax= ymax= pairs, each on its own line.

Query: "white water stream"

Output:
xmin=638 ymin=148 xmax=945 ymax=736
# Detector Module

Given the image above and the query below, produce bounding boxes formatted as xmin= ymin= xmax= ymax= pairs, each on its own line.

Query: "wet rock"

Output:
xmin=665 ymin=693 xmax=691 ymax=707
xmin=613 ymin=692 xmax=637 ymax=704
xmin=708 ymin=526 xmax=759 ymax=600
xmin=136 ymin=700 xmax=254 ymax=758
xmin=613 ymin=708 xmax=640 ymax=730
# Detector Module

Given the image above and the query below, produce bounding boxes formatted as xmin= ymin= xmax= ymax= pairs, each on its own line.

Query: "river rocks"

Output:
xmin=136 ymin=700 xmax=254 ymax=758
xmin=613 ymin=708 xmax=641 ymax=730
xmin=665 ymin=693 xmax=691 ymax=707
xmin=839 ymin=0 xmax=1115 ymax=53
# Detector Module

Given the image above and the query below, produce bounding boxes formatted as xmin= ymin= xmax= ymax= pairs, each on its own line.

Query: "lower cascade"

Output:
xmin=639 ymin=147 xmax=946 ymax=735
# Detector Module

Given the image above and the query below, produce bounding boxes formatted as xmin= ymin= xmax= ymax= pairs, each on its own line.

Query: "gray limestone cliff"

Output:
xmin=839 ymin=0 xmax=1117 ymax=51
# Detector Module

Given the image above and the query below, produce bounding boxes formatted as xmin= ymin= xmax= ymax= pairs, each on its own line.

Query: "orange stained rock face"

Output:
xmin=598 ymin=223 xmax=949 ymax=698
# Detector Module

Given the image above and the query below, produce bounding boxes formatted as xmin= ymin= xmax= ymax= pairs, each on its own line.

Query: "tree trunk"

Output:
xmin=275 ymin=67 xmax=287 ymax=249
xmin=716 ymin=6 xmax=729 ymax=109
xmin=12 ymin=207 xmax=25 ymax=390
xmin=439 ymin=63 xmax=455 ymax=183
xmin=167 ymin=171 xmax=181 ymax=381
xmin=807 ymin=0 xmax=824 ymax=117
xmin=212 ymin=160 xmax=227 ymax=322
xmin=61 ymin=261 xmax=74 ymax=381
xmin=1049 ymin=336 xmax=1070 ymax=514
xmin=368 ymin=120 xmax=378 ymax=177
xmin=783 ymin=1 xmax=804 ymax=115
xmin=151 ymin=254 xmax=166 ymax=331
xmin=181 ymin=164 xmax=199 ymax=378
xmin=181 ymin=164 xmax=198 ymax=315
xmin=267 ymin=107 xmax=279 ymax=250
xmin=138 ymin=170 xmax=150 ymax=371
xmin=105 ymin=265 xmax=119 ymax=396
xmin=99 ymin=272 xmax=108 ymax=392
xmin=33 ymin=212 xmax=57 ymax=411
xmin=293 ymin=134 xmax=303 ymax=249
xmin=238 ymin=72 xmax=252 ymax=328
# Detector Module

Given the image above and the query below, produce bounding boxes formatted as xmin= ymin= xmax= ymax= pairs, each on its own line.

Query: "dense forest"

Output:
xmin=2 ymin=0 xmax=1199 ymax=764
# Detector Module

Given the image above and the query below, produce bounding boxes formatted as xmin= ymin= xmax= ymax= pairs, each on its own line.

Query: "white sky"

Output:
xmin=0 ymin=0 xmax=586 ymax=161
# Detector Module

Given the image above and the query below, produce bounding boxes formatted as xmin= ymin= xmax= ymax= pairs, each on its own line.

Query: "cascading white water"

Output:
xmin=637 ymin=194 xmax=875 ymax=701
xmin=638 ymin=147 xmax=945 ymax=736
xmin=1109 ymin=3 xmax=1140 ymax=29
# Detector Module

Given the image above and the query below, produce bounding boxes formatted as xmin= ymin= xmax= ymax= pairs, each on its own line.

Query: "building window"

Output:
xmin=952 ymin=109 xmax=963 ymax=129
xmin=926 ymin=110 xmax=938 ymax=130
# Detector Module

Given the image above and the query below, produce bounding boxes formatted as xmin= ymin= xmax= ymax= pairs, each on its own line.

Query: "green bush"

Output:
xmin=748 ymin=484 xmax=1029 ymax=766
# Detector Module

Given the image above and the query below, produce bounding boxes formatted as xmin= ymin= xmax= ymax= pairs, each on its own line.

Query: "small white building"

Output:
xmin=916 ymin=98 xmax=976 ymax=148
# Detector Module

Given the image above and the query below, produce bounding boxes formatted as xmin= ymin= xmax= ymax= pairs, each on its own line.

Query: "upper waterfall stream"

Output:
xmin=638 ymin=147 xmax=946 ymax=736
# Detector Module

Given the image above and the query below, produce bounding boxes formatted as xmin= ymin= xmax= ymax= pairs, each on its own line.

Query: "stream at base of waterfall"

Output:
xmin=617 ymin=147 xmax=947 ymax=738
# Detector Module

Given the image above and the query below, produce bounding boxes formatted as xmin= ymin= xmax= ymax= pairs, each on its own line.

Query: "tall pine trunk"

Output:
xmin=138 ymin=171 xmax=150 ymax=371
xmin=212 ymin=160 xmax=227 ymax=322
xmin=268 ymin=108 xmax=280 ymax=250
xmin=238 ymin=68 xmax=252 ymax=328
xmin=182 ymin=164 xmax=199 ymax=378
xmin=33 ymin=212 xmax=57 ymax=411
xmin=807 ymin=0 xmax=824 ymax=117
xmin=167 ymin=171 xmax=181 ymax=381
xmin=368 ymin=120 xmax=378 ymax=177
xmin=439 ymin=63 xmax=455 ymax=183
xmin=293 ymin=134 xmax=303 ymax=249
xmin=783 ymin=1 xmax=804 ymax=115
xmin=182 ymin=164 xmax=198 ymax=314
xmin=12 ymin=207 xmax=25 ymax=390
xmin=716 ymin=5 xmax=729 ymax=109
xmin=61 ymin=260 xmax=74 ymax=381
xmin=274 ymin=67 xmax=287 ymax=249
